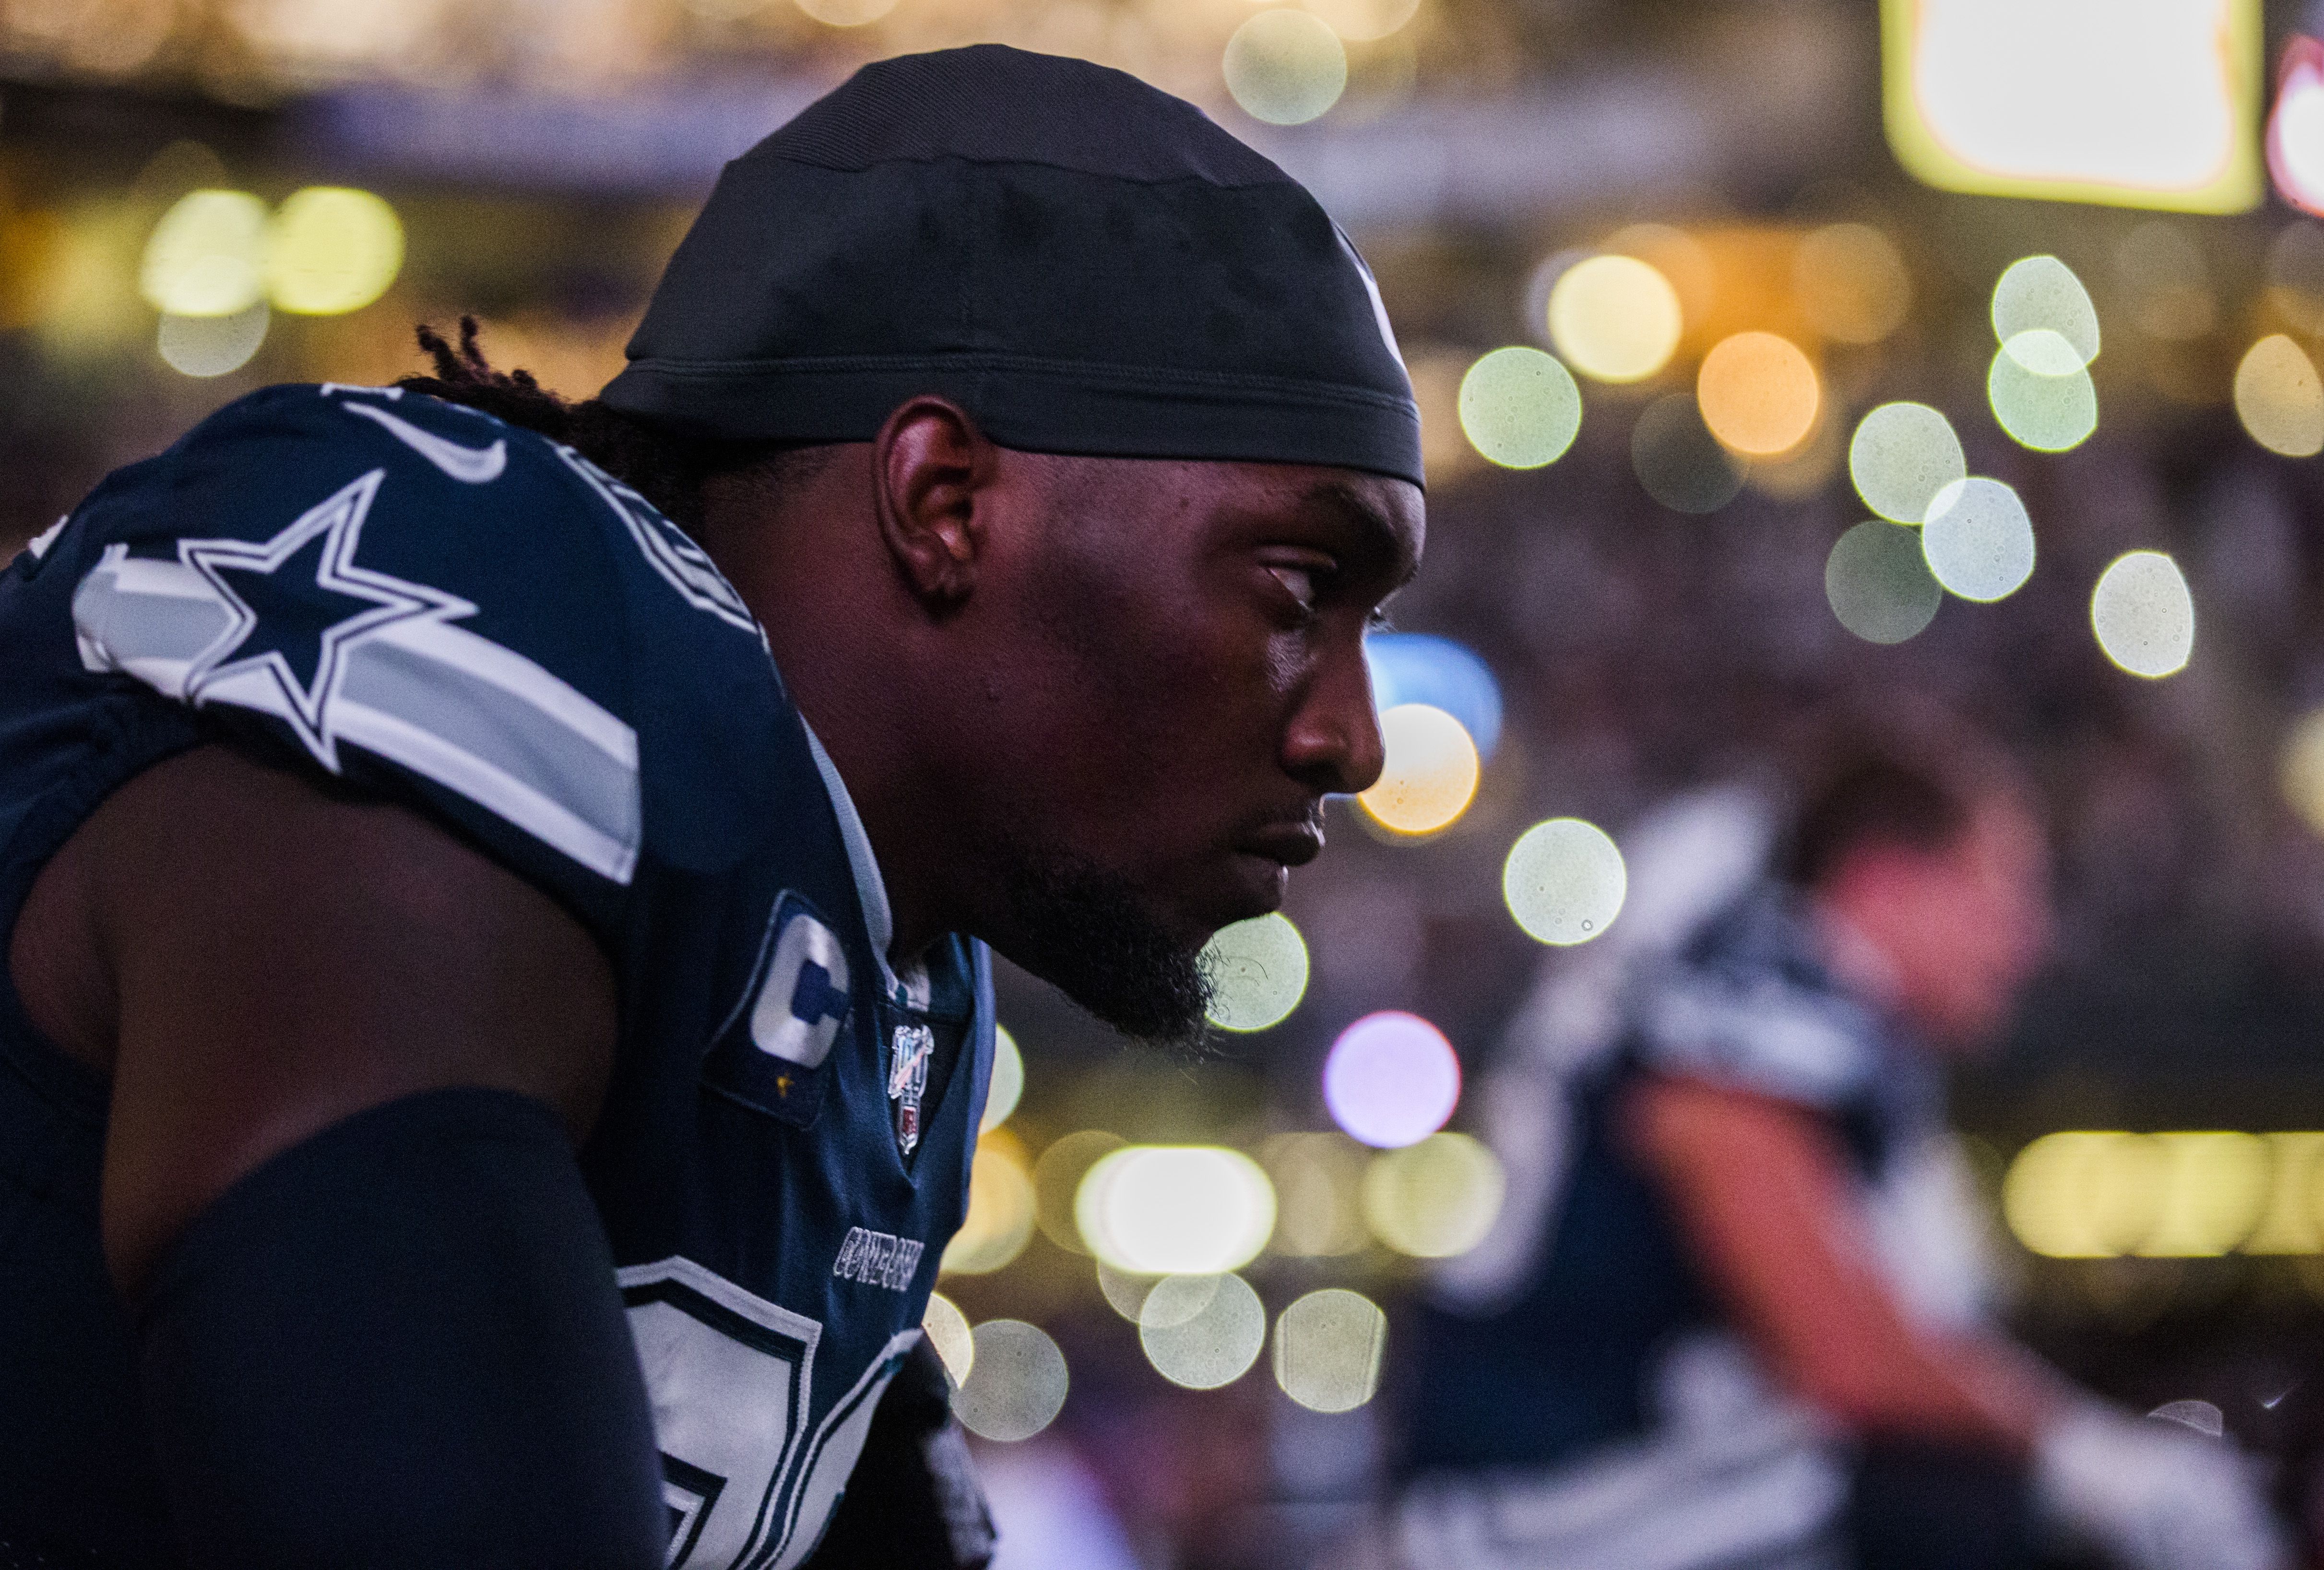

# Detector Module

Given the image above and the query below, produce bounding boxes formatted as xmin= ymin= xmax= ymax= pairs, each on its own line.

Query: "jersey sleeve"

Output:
xmin=65 ymin=383 xmax=653 ymax=938
xmin=1624 ymin=896 xmax=1878 ymax=1110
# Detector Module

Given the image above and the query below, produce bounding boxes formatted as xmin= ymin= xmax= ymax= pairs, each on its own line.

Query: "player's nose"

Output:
xmin=1283 ymin=638 xmax=1384 ymax=797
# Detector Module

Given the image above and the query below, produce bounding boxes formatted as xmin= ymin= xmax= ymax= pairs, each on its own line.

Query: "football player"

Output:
xmin=1397 ymin=740 xmax=2288 ymax=1570
xmin=0 ymin=47 xmax=1423 ymax=1570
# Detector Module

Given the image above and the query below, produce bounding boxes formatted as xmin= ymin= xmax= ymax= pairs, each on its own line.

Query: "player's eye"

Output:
xmin=1266 ymin=563 xmax=1319 ymax=610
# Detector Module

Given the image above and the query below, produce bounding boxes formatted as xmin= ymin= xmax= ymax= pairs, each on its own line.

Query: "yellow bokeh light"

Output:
xmin=1793 ymin=222 xmax=1912 ymax=344
xmin=156 ymin=302 xmax=269 ymax=379
xmin=1850 ymin=402 xmax=1966 ymax=525
xmin=2091 ymin=549 xmax=2194 ymax=679
xmin=140 ymin=189 xmax=269 ymax=318
xmin=952 ymin=1319 xmax=1068 ymax=1443
xmin=923 ymin=1291 xmax=975 ymax=1385
xmin=1992 ymin=255 xmax=2100 ymax=369
xmin=1223 ymin=10 xmax=1348 ymax=126
xmin=1458 ymin=345 xmax=1582 ymax=469
xmin=1547 ymin=254 xmax=1683 ymax=384
xmin=1988 ymin=339 xmax=2097 ymax=452
xmin=941 ymin=1132 xmax=1035 ymax=1275
xmin=1077 ymin=1145 xmax=1276 ymax=1276
xmin=2244 ymin=1133 xmax=2324 ymax=1254
xmin=1502 ymin=818 xmax=1626 ymax=946
xmin=1826 ymin=521 xmax=1942 ymax=644
xmin=2278 ymin=710 xmax=2324 ymax=839
xmin=794 ymin=0 xmax=900 ymax=25
xmin=1301 ymin=0 xmax=1419 ymax=43
xmin=1262 ymin=1132 xmax=1373 ymax=1257
xmin=1273 ymin=1288 xmax=1387 ymax=1413
xmin=1695 ymin=331 xmax=1820 ymax=456
xmin=979 ymin=1024 xmax=1024 ymax=1133
xmin=1033 ymin=1130 xmax=1122 ymax=1253
xmin=2144 ymin=1133 xmax=2269 ymax=1257
xmin=1362 ymin=1132 xmax=1504 ymax=1258
xmin=1140 ymin=1273 xmax=1266 ymax=1390
xmin=1920 ymin=477 xmax=2035 ymax=603
xmin=2003 ymin=1131 xmax=2311 ymax=1259
xmin=266 ymin=187 xmax=404 ymax=316
xmin=1201 ymin=913 xmax=1310 ymax=1033
xmin=2233 ymin=334 xmax=2324 ymax=457
xmin=1359 ymin=703 xmax=1479 ymax=836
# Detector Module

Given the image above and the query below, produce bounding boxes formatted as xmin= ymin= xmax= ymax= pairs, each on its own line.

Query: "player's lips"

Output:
xmin=1236 ymin=818 xmax=1325 ymax=868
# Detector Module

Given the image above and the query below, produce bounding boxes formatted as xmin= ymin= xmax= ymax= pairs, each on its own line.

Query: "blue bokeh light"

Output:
xmin=1365 ymin=633 xmax=1504 ymax=761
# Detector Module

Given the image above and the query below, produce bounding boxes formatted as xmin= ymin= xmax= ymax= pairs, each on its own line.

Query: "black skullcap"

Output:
xmin=599 ymin=45 xmax=1423 ymax=488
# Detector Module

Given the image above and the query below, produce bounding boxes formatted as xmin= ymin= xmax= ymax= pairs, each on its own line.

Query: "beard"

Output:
xmin=997 ymin=851 xmax=1213 ymax=1047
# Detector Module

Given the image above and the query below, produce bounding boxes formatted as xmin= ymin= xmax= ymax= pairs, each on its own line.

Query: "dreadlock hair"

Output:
xmin=397 ymin=319 xmax=831 ymax=534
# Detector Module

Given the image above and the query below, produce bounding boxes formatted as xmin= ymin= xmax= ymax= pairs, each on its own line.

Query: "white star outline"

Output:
xmin=179 ymin=468 xmax=476 ymax=771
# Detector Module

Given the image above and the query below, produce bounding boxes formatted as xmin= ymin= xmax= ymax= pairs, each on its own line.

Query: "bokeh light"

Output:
xmin=1826 ymin=521 xmax=1942 ymax=644
xmin=1033 ymin=1130 xmax=1123 ymax=1253
xmin=1849 ymin=402 xmax=1966 ymax=525
xmin=1547 ymin=254 xmax=1683 ymax=383
xmin=1139 ymin=1273 xmax=1266 ymax=1390
xmin=2233 ymin=334 xmax=2324 ymax=457
xmin=1272 ymin=1288 xmax=1387 ymax=1413
xmin=1988 ymin=338 xmax=2098 ymax=452
xmin=1222 ymin=10 xmax=1348 ymax=126
xmin=1096 ymin=1261 xmax=1159 ymax=1323
xmin=1202 ymin=913 xmax=1310 ymax=1033
xmin=1792 ymin=222 xmax=1912 ymax=344
xmin=922 ymin=1291 xmax=974 ymax=1386
xmin=2091 ymin=550 xmax=2194 ymax=678
xmin=2271 ymin=40 xmax=2324 ymax=216
xmin=2280 ymin=709 xmax=2324 ymax=839
xmin=1076 ymin=1146 xmax=1277 ymax=1275
xmin=1695 ymin=331 xmax=1819 ymax=456
xmin=979 ymin=1024 xmax=1024 ymax=1133
xmin=157 ymin=302 xmax=269 ymax=378
xmin=1324 ymin=1011 xmax=1459 ymax=1148
xmin=794 ymin=0 xmax=901 ymax=25
xmin=2265 ymin=222 xmax=2324 ymax=334
xmin=1362 ymin=1132 xmax=1505 ymax=1258
xmin=1366 ymin=633 xmax=1503 ymax=760
xmin=2003 ymin=1131 xmax=2297 ymax=1259
xmin=265 ymin=187 xmax=403 ymax=316
xmin=1357 ymin=703 xmax=1480 ymax=836
xmin=1502 ymin=817 xmax=1626 ymax=946
xmin=1457 ymin=345 xmax=1582 ymax=469
xmin=1301 ymin=0 xmax=1421 ymax=43
xmin=1261 ymin=1132 xmax=1372 ymax=1256
xmin=952 ymin=1320 xmax=1068 ymax=1442
xmin=941 ymin=1133 xmax=1035 ymax=1275
xmin=1992 ymin=255 xmax=2100 ymax=369
xmin=1920 ymin=477 xmax=2035 ymax=602
xmin=1631 ymin=393 xmax=1745 ymax=514
xmin=141 ymin=189 xmax=269 ymax=317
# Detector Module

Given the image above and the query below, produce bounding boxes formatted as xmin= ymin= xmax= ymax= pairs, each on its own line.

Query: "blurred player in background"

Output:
xmin=0 ymin=46 xmax=1422 ymax=1570
xmin=1395 ymin=734 xmax=2289 ymax=1570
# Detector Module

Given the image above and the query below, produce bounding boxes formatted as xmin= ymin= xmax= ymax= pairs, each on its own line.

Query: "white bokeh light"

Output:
xmin=1202 ymin=913 xmax=1310 ymax=1033
xmin=1076 ymin=1146 xmax=1276 ymax=1275
xmin=1921 ymin=477 xmax=2036 ymax=602
xmin=1502 ymin=818 xmax=1627 ymax=946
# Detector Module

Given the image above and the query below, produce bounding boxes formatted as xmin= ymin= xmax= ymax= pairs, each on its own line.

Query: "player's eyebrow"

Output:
xmin=1303 ymin=480 xmax=1419 ymax=589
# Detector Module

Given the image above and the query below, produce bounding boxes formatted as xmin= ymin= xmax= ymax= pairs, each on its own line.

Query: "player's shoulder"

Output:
xmin=64 ymin=381 xmax=778 ymax=900
xmin=1625 ymin=886 xmax=1880 ymax=1110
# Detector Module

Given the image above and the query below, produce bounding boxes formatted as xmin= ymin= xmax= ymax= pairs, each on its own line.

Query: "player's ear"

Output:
xmin=871 ymin=397 xmax=994 ymax=610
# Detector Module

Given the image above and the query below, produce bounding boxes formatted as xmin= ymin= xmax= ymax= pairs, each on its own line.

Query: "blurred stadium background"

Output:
xmin=7 ymin=0 xmax=2324 ymax=1563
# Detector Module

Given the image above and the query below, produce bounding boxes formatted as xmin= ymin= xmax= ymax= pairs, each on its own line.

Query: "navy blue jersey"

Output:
xmin=0 ymin=383 xmax=993 ymax=1569
xmin=1402 ymin=888 xmax=1940 ymax=1475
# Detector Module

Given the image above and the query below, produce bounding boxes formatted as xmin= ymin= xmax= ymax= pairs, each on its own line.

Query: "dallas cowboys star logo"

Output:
xmin=180 ymin=468 xmax=474 ymax=770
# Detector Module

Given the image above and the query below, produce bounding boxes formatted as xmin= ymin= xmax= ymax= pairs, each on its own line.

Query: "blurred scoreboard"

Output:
xmin=1881 ymin=0 xmax=2263 ymax=213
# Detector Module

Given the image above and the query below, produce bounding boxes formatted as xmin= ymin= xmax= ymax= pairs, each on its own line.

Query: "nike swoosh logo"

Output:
xmin=341 ymin=402 xmax=509 ymax=485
